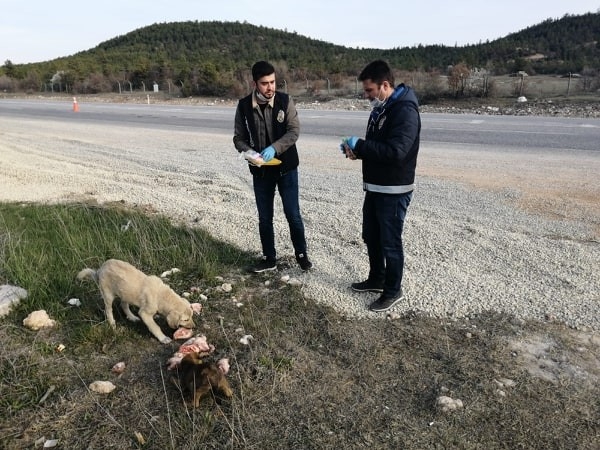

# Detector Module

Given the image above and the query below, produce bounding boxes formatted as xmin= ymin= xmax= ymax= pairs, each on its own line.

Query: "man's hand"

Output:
xmin=340 ymin=137 xmax=359 ymax=160
xmin=261 ymin=146 xmax=276 ymax=162
xmin=344 ymin=147 xmax=358 ymax=160
xmin=345 ymin=136 xmax=359 ymax=150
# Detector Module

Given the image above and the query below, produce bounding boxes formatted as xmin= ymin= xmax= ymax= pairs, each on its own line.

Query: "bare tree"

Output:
xmin=447 ymin=63 xmax=470 ymax=97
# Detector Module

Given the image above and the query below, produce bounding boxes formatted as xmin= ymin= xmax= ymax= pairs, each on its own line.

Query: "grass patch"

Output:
xmin=1 ymin=202 xmax=599 ymax=449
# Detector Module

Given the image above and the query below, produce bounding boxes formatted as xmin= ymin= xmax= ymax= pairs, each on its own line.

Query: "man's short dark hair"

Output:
xmin=252 ymin=61 xmax=275 ymax=81
xmin=358 ymin=59 xmax=395 ymax=86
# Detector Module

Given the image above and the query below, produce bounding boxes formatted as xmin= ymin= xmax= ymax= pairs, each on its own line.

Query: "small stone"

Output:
xmin=67 ymin=298 xmax=81 ymax=306
xmin=287 ymin=278 xmax=302 ymax=286
xmin=239 ymin=334 xmax=253 ymax=345
xmin=23 ymin=310 xmax=56 ymax=330
xmin=111 ymin=362 xmax=126 ymax=374
xmin=89 ymin=380 xmax=116 ymax=394
xmin=436 ymin=396 xmax=463 ymax=412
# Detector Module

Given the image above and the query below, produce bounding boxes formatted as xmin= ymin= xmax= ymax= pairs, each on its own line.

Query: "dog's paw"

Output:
xmin=160 ymin=336 xmax=173 ymax=344
xmin=127 ymin=316 xmax=141 ymax=323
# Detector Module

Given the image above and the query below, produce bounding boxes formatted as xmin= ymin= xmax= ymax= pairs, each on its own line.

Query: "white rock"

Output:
xmin=89 ymin=380 xmax=116 ymax=394
xmin=239 ymin=334 xmax=253 ymax=345
xmin=160 ymin=268 xmax=180 ymax=278
xmin=67 ymin=298 xmax=81 ymax=306
xmin=495 ymin=378 xmax=516 ymax=388
xmin=23 ymin=310 xmax=56 ymax=330
xmin=436 ymin=395 xmax=464 ymax=412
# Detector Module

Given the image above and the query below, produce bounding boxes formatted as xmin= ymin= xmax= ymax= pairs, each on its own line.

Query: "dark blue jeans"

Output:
xmin=362 ymin=190 xmax=413 ymax=297
xmin=253 ymin=168 xmax=307 ymax=261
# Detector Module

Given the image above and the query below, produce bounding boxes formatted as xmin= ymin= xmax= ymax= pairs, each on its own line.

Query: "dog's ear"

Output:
xmin=166 ymin=311 xmax=180 ymax=329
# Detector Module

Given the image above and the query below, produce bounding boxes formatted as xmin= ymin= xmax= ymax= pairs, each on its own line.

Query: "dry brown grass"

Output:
xmin=1 ymin=265 xmax=599 ymax=449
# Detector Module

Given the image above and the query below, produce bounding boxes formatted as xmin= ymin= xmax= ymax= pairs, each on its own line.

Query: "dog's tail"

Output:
xmin=77 ymin=268 xmax=98 ymax=282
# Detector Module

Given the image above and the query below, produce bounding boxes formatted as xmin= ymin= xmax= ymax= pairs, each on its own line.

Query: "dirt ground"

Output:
xmin=419 ymin=142 xmax=600 ymax=240
xmin=1 ymin=96 xmax=599 ymax=448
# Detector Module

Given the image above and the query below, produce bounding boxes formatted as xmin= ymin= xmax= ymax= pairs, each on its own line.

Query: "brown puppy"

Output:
xmin=77 ymin=259 xmax=194 ymax=344
xmin=177 ymin=353 xmax=233 ymax=407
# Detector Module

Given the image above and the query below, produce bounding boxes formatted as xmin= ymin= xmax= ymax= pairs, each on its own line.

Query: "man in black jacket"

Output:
xmin=341 ymin=60 xmax=421 ymax=312
xmin=233 ymin=61 xmax=312 ymax=273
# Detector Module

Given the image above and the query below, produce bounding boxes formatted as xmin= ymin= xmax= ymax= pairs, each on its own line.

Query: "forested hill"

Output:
xmin=1 ymin=12 xmax=598 ymax=95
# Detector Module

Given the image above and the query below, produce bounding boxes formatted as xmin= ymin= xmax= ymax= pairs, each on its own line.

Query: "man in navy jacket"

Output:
xmin=342 ymin=60 xmax=421 ymax=312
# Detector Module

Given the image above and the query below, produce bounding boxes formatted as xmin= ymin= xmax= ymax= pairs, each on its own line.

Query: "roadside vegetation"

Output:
xmin=1 ymin=201 xmax=598 ymax=449
xmin=1 ymin=13 xmax=599 ymax=101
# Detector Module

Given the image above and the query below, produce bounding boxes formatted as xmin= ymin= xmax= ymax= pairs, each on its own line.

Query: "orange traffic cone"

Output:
xmin=72 ymin=97 xmax=79 ymax=112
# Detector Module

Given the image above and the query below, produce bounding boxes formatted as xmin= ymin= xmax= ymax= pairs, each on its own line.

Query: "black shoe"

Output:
xmin=296 ymin=253 xmax=313 ymax=271
xmin=351 ymin=280 xmax=384 ymax=293
xmin=369 ymin=290 xmax=405 ymax=313
xmin=252 ymin=257 xmax=277 ymax=273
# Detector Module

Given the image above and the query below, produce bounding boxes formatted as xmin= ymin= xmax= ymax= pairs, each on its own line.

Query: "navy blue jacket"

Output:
xmin=353 ymin=84 xmax=421 ymax=194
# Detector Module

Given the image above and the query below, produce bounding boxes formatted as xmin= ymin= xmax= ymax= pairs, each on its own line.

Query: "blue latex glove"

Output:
xmin=261 ymin=146 xmax=276 ymax=162
xmin=346 ymin=136 xmax=359 ymax=150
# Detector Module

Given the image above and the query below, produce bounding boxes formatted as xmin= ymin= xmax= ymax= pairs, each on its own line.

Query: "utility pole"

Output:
xmin=519 ymin=73 xmax=524 ymax=96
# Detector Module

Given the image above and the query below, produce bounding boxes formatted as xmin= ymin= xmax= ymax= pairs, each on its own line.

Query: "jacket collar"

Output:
xmin=252 ymin=91 xmax=275 ymax=109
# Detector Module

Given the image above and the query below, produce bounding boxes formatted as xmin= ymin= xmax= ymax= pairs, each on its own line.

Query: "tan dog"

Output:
xmin=175 ymin=352 xmax=233 ymax=407
xmin=77 ymin=259 xmax=194 ymax=344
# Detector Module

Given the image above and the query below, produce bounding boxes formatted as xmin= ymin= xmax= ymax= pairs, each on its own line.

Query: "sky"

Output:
xmin=1 ymin=0 xmax=598 ymax=64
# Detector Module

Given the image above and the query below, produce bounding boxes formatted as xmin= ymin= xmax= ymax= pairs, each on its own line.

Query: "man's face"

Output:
xmin=254 ymin=73 xmax=276 ymax=99
xmin=362 ymin=79 xmax=389 ymax=101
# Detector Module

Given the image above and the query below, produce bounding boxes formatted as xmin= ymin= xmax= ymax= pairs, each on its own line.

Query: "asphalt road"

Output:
xmin=1 ymin=98 xmax=599 ymax=152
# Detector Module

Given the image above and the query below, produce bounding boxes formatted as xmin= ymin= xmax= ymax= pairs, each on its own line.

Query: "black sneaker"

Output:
xmin=296 ymin=253 xmax=313 ymax=271
xmin=351 ymin=280 xmax=384 ymax=293
xmin=369 ymin=290 xmax=405 ymax=313
xmin=252 ymin=257 xmax=277 ymax=273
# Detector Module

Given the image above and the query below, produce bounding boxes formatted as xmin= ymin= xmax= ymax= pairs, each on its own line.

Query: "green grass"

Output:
xmin=0 ymin=201 xmax=243 ymax=318
xmin=1 ymin=201 xmax=599 ymax=450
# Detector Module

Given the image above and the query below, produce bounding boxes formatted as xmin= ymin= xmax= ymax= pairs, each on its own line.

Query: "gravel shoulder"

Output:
xmin=1 ymin=110 xmax=599 ymax=330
